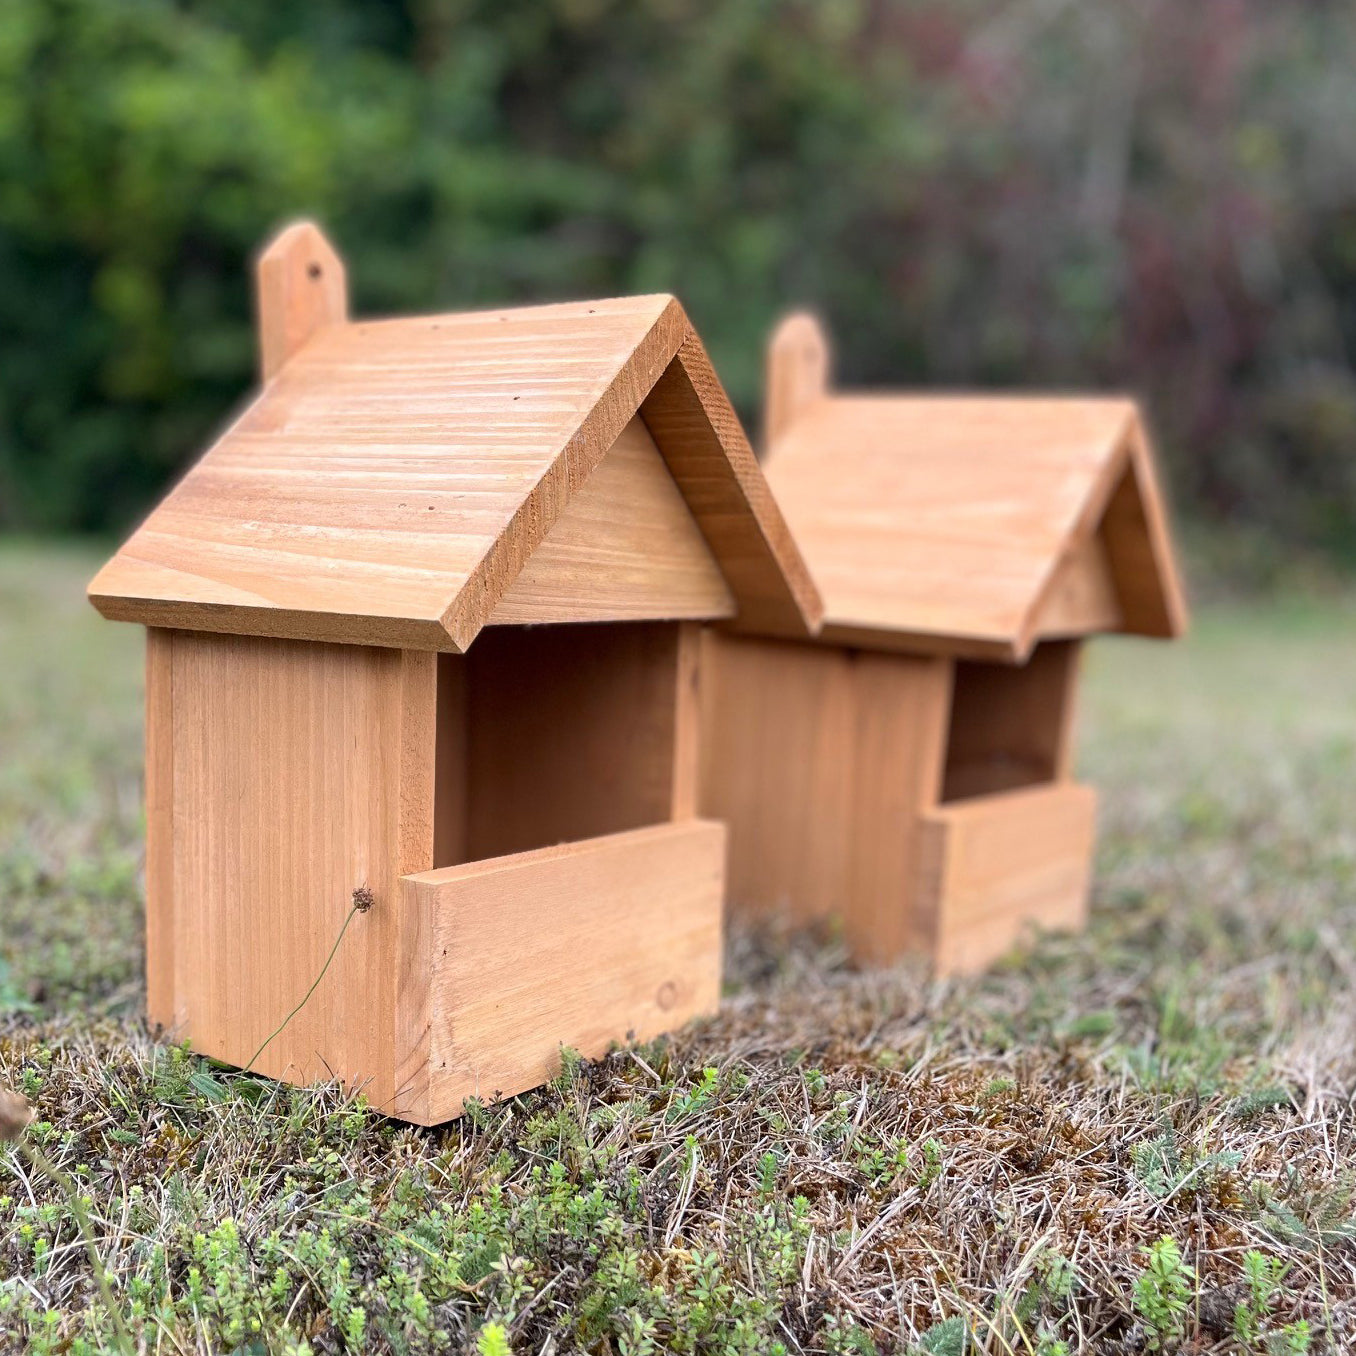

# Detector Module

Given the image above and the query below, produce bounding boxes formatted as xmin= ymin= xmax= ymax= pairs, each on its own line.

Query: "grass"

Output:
xmin=2 ymin=540 xmax=1355 ymax=1354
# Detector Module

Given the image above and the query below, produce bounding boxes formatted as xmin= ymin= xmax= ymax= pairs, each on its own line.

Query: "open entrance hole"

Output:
xmin=433 ymin=622 xmax=692 ymax=867
xmin=941 ymin=641 xmax=1079 ymax=803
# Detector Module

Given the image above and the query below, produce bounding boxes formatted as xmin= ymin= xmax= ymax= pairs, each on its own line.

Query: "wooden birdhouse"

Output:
xmin=700 ymin=314 xmax=1187 ymax=974
xmin=89 ymin=223 xmax=821 ymax=1124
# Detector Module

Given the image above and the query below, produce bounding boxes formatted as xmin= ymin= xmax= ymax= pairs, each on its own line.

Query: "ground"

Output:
xmin=2 ymin=541 xmax=1355 ymax=1356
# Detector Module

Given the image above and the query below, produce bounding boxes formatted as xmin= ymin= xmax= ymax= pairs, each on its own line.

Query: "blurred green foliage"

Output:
xmin=1 ymin=0 xmax=1354 ymax=555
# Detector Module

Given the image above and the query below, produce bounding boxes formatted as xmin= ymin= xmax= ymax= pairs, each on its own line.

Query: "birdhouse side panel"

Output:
xmin=146 ymin=630 xmax=435 ymax=1106
xmin=144 ymin=629 xmax=176 ymax=1032
xmin=698 ymin=632 xmax=858 ymax=925
xmin=698 ymin=632 xmax=951 ymax=961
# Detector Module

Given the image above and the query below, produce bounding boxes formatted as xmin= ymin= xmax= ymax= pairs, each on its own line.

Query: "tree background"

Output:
xmin=3 ymin=0 xmax=1354 ymax=569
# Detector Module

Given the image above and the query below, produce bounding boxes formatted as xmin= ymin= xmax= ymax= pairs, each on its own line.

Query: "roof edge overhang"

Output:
xmin=434 ymin=295 xmax=689 ymax=651
xmin=88 ymin=588 xmax=455 ymax=652
xmin=815 ymin=620 xmax=1025 ymax=663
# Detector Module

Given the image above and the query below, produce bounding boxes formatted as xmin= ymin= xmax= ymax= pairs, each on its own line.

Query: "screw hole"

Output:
xmin=307 ymin=262 xmax=322 ymax=280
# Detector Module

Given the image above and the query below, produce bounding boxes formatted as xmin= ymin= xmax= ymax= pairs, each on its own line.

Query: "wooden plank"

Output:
xmin=488 ymin=416 xmax=735 ymax=625
xmin=1033 ymin=532 xmax=1123 ymax=638
xmin=432 ymin=653 xmax=468 ymax=868
xmin=764 ymin=312 xmax=829 ymax=447
xmin=144 ymin=628 xmax=175 ymax=1032
xmin=699 ymin=632 xmax=857 ymax=927
xmin=1100 ymin=420 xmax=1189 ymax=639
xmin=700 ymin=637 xmax=952 ymax=962
xmin=165 ymin=633 xmax=435 ymax=1108
xmin=392 ymin=648 xmax=438 ymax=1115
xmin=1053 ymin=643 xmax=1084 ymax=782
xmin=464 ymin=623 xmax=688 ymax=862
xmin=256 ymin=221 xmax=348 ymax=383
xmin=916 ymin=782 xmax=1097 ymax=975
xmin=671 ymin=622 xmax=702 ymax=820
xmin=844 ymin=652 xmax=952 ymax=963
xmin=643 ymin=333 xmax=823 ymax=641
xmin=942 ymin=642 xmax=1080 ymax=803
xmin=399 ymin=821 xmax=725 ymax=1123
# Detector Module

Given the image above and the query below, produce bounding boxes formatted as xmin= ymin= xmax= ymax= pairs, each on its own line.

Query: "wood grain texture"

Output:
xmin=90 ymin=283 xmax=820 ymax=650
xmin=256 ymin=222 xmax=348 ymax=383
xmin=916 ymin=782 xmax=1097 ymax=975
xmin=764 ymin=312 xmax=829 ymax=448
xmin=844 ymin=651 xmax=952 ymax=963
xmin=488 ymin=416 xmax=734 ymax=625
xmin=1100 ymin=417 xmax=1189 ymax=639
xmin=699 ymin=633 xmax=949 ymax=959
xmin=163 ymin=632 xmax=435 ymax=1108
xmin=701 ymin=633 xmax=1095 ymax=969
xmin=699 ymin=632 xmax=856 ymax=926
xmin=399 ymin=821 xmax=725 ymax=1124
xmin=643 ymin=333 xmax=823 ymax=640
xmin=432 ymin=653 xmax=468 ymax=869
xmin=764 ymin=390 xmax=1186 ymax=658
xmin=143 ymin=628 xmax=175 ymax=1032
xmin=1052 ymin=643 xmax=1084 ymax=783
xmin=90 ymin=295 xmax=683 ymax=649
xmin=670 ymin=623 xmax=702 ymax=820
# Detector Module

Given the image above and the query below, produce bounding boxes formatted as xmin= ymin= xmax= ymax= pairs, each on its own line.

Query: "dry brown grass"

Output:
xmin=2 ymin=543 xmax=1355 ymax=1354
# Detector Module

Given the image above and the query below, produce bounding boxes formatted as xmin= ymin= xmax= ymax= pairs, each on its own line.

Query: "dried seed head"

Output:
xmin=351 ymin=885 xmax=376 ymax=913
xmin=0 ymin=1087 xmax=32 ymax=1143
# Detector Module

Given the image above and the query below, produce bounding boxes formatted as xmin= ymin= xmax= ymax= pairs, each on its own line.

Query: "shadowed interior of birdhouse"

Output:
xmin=940 ymin=640 xmax=1080 ymax=803
xmin=432 ymin=621 xmax=699 ymax=868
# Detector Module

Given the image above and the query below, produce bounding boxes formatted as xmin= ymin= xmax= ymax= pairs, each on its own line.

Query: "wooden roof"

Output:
xmin=91 ymin=225 xmax=821 ymax=651
xmin=763 ymin=323 xmax=1185 ymax=661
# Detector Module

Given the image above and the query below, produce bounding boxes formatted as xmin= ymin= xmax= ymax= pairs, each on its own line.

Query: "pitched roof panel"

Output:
xmin=90 ymin=295 xmax=821 ymax=648
xmin=764 ymin=394 xmax=1184 ymax=659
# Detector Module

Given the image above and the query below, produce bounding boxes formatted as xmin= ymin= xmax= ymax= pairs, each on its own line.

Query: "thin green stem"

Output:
xmin=242 ymin=903 xmax=361 ymax=1075
xmin=21 ymin=1142 xmax=134 ymax=1356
